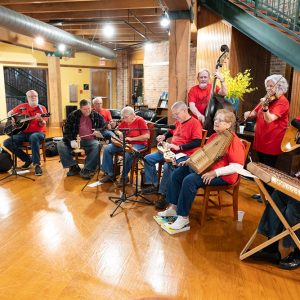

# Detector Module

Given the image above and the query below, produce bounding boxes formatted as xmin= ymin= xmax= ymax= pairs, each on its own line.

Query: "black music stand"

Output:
xmin=0 ymin=116 xmax=35 ymax=183
xmin=109 ymin=128 xmax=153 ymax=218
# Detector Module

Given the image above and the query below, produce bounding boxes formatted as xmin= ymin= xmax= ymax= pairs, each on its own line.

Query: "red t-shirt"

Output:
xmin=296 ymin=116 xmax=300 ymax=121
xmin=254 ymin=95 xmax=289 ymax=155
xmin=11 ymin=103 xmax=47 ymax=133
xmin=94 ymin=108 xmax=112 ymax=123
xmin=169 ymin=117 xmax=203 ymax=156
xmin=208 ymin=132 xmax=245 ymax=184
xmin=118 ymin=116 xmax=149 ymax=146
xmin=188 ymin=83 xmax=220 ymax=116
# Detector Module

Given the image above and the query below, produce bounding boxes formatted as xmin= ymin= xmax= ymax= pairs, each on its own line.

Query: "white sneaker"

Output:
xmin=157 ymin=208 xmax=177 ymax=217
xmin=165 ymin=216 xmax=189 ymax=230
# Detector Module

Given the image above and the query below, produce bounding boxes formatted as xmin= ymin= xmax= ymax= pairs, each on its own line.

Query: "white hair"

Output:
xmin=265 ymin=74 xmax=288 ymax=96
xmin=171 ymin=101 xmax=188 ymax=111
xmin=92 ymin=97 xmax=103 ymax=104
xmin=197 ymin=68 xmax=210 ymax=78
xmin=121 ymin=106 xmax=135 ymax=116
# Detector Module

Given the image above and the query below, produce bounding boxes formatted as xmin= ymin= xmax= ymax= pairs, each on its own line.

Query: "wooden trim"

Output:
xmin=0 ymin=61 xmax=116 ymax=70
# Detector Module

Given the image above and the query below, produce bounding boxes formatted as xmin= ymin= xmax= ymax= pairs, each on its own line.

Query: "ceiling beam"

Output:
xmin=26 ymin=9 xmax=162 ymax=20
xmin=3 ymin=0 xmax=160 ymax=13
xmin=163 ymin=0 xmax=191 ymax=11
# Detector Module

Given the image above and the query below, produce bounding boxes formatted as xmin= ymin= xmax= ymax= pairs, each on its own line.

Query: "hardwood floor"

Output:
xmin=0 ymin=128 xmax=299 ymax=300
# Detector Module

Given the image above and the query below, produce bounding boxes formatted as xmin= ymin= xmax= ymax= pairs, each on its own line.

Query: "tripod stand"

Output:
xmin=0 ymin=121 xmax=35 ymax=182
xmin=109 ymin=128 xmax=152 ymax=217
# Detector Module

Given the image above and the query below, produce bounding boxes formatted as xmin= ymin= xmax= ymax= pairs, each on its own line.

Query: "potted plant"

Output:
xmin=218 ymin=68 xmax=257 ymax=111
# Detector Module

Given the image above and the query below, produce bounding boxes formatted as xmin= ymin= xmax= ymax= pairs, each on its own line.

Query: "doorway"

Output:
xmin=90 ymin=70 xmax=112 ymax=108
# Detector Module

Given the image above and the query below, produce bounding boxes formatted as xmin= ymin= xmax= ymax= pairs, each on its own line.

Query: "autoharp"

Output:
xmin=111 ymin=136 xmax=135 ymax=153
xmin=186 ymin=129 xmax=233 ymax=174
xmin=247 ymin=162 xmax=300 ymax=201
xmin=157 ymin=141 xmax=176 ymax=164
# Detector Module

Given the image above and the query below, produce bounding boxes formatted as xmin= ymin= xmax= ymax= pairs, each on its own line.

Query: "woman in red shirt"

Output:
xmin=244 ymin=74 xmax=289 ymax=168
xmin=157 ymin=109 xmax=245 ymax=233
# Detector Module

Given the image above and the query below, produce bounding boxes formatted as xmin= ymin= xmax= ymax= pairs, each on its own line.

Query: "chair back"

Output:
xmin=144 ymin=122 xmax=155 ymax=155
xmin=201 ymin=129 xmax=208 ymax=147
xmin=240 ymin=139 xmax=251 ymax=164
xmin=109 ymin=109 xmax=121 ymax=120
xmin=135 ymin=109 xmax=157 ymax=122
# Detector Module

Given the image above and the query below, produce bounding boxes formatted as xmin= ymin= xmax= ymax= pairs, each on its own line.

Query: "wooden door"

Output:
xmin=91 ymin=70 xmax=111 ymax=108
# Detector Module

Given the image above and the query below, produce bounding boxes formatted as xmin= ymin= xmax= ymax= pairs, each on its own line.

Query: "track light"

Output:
xmin=103 ymin=24 xmax=115 ymax=38
xmin=35 ymin=36 xmax=44 ymax=46
xmin=160 ymin=12 xmax=170 ymax=28
xmin=58 ymin=44 xmax=66 ymax=52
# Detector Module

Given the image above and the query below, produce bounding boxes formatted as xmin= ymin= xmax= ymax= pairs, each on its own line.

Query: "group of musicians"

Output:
xmin=2 ymin=70 xmax=299 ymax=270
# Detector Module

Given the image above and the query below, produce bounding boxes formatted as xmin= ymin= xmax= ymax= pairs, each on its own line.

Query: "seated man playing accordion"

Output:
xmin=100 ymin=106 xmax=149 ymax=187
xmin=158 ymin=109 xmax=245 ymax=233
xmin=142 ymin=101 xmax=203 ymax=209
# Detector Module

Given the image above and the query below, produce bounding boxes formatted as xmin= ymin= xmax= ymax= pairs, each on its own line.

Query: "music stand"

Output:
xmin=109 ymin=128 xmax=153 ymax=217
xmin=0 ymin=116 xmax=35 ymax=183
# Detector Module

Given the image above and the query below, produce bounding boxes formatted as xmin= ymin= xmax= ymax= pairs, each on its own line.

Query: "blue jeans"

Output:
xmin=102 ymin=143 xmax=145 ymax=179
xmin=57 ymin=139 xmax=101 ymax=172
xmin=167 ymin=166 xmax=228 ymax=216
xmin=4 ymin=132 xmax=45 ymax=165
xmin=144 ymin=151 xmax=188 ymax=195
xmin=258 ymin=190 xmax=300 ymax=248
xmin=102 ymin=129 xmax=115 ymax=141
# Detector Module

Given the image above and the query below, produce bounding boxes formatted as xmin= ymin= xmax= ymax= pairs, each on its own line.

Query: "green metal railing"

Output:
xmin=234 ymin=0 xmax=300 ymax=39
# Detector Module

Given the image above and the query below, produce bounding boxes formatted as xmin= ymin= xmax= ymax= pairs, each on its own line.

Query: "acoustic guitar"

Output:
xmin=281 ymin=125 xmax=300 ymax=152
xmin=4 ymin=113 xmax=51 ymax=136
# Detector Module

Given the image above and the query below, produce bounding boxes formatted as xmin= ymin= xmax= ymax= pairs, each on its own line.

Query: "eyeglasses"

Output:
xmin=172 ymin=110 xmax=182 ymax=117
xmin=214 ymin=118 xmax=227 ymax=123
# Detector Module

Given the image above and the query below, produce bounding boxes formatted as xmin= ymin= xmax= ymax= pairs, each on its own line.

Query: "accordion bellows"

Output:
xmin=186 ymin=129 xmax=234 ymax=174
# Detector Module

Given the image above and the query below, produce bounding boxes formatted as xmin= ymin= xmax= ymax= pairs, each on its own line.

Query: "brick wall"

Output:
xmin=115 ymin=43 xmax=197 ymax=109
xmin=143 ymin=41 xmax=169 ymax=108
xmin=116 ymin=50 xmax=129 ymax=108
xmin=270 ymin=54 xmax=286 ymax=75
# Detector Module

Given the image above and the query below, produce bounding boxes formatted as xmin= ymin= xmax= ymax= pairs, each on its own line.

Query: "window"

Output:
xmin=131 ymin=64 xmax=144 ymax=104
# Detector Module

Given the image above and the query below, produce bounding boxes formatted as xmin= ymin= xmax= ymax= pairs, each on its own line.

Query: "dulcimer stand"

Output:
xmin=0 ymin=115 xmax=35 ymax=183
xmin=109 ymin=128 xmax=152 ymax=218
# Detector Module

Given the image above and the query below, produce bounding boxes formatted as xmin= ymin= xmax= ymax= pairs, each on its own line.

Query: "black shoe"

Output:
xmin=155 ymin=195 xmax=168 ymax=210
xmin=67 ymin=165 xmax=81 ymax=176
xmin=21 ymin=161 xmax=32 ymax=170
xmin=141 ymin=184 xmax=158 ymax=195
xmin=278 ymin=252 xmax=300 ymax=270
xmin=251 ymin=249 xmax=281 ymax=263
xmin=100 ymin=174 xmax=114 ymax=183
xmin=80 ymin=169 xmax=93 ymax=180
xmin=34 ymin=164 xmax=43 ymax=176
xmin=117 ymin=177 xmax=129 ymax=187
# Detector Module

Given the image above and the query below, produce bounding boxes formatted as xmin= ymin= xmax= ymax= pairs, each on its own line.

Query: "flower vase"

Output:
xmin=225 ymin=97 xmax=239 ymax=112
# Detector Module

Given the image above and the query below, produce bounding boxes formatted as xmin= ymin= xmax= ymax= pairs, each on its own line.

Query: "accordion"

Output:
xmin=186 ymin=129 xmax=233 ymax=174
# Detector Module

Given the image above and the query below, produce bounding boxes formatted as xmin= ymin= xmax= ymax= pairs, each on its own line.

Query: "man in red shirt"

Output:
xmin=188 ymin=68 xmax=227 ymax=124
xmin=3 ymin=90 xmax=48 ymax=176
xmin=92 ymin=97 xmax=115 ymax=140
xmin=142 ymin=101 xmax=203 ymax=209
xmin=100 ymin=106 xmax=150 ymax=187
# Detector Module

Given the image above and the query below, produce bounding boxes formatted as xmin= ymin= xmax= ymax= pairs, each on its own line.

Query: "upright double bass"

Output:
xmin=203 ymin=45 xmax=233 ymax=136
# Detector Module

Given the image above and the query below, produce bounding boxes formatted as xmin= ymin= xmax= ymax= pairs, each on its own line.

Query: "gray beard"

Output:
xmin=199 ymin=83 xmax=208 ymax=89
